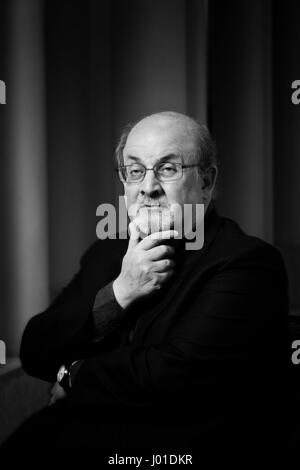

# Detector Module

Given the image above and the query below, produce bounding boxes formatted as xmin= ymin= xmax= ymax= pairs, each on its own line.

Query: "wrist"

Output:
xmin=113 ymin=276 xmax=134 ymax=310
xmin=57 ymin=360 xmax=83 ymax=392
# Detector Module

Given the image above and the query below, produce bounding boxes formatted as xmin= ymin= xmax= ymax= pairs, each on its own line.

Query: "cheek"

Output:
xmin=165 ymin=185 xmax=194 ymax=207
xmin=124 ymin=187 xmax=138 ymax=204
xmin=124 ymin=187 xmax=140 ymax=218
xmin=165 ymin=181 xmax=204 ymax=207
xmin=163 ymin=185 xmax=184 ymax=205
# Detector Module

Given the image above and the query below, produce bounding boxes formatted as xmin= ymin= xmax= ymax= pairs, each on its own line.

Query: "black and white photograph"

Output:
xmin=0 ymin=0 xmax=299 ymax=467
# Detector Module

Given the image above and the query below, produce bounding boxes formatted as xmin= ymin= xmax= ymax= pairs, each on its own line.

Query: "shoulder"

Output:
xmin=211 ymin=213 xmax=287 ymax=276
xmin=80 ymin=235 xmax=128 ymax=268
xmin=199 ymin=213 xmax=289 ymax=312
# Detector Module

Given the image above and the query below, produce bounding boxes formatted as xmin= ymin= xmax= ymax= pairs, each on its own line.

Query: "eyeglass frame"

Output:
xmin=116 ymin=158 xmax=203 ymax=184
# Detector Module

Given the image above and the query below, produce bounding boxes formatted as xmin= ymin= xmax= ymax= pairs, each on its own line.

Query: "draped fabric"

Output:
xmin=0 ymin=0 xmax=299 ymax=355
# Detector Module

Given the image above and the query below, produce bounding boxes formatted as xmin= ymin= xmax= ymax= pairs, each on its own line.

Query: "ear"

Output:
xmin=201 ymin=166 xmax=218 ymax=193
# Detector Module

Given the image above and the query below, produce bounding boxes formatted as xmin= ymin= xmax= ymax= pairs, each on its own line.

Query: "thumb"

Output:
xmin=128 ymin=221 xmax=140 ymax=249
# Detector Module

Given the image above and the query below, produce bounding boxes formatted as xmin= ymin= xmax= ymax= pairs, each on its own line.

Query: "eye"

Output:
xmin=127 ymin=164 xmax=145 ymax=179
xmin=157 ymin=163 xmax=178 ymax=177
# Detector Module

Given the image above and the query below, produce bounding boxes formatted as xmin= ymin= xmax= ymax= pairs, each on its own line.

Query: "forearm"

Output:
xmin=20 ymin=280 xmax=127 ymax=382
xmin=20 ymin=282 xmax=96 ymax=382
xmin=19 ymin=277 xmax=123 ymax=382
xmin=92 ymin=281 xmax=126 ymax=341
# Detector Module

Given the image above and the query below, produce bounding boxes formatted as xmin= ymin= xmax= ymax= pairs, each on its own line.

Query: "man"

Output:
xmin=1 ymin=112 xmax=288 ymax=465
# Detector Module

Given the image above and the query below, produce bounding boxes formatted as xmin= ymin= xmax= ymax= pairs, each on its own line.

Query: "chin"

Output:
xmin=134 ymin=208 xmax=175 ymax=237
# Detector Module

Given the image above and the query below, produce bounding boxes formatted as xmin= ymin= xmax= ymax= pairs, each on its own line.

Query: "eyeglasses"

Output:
xmin=117 ymin=161 xmax=202 ymax=183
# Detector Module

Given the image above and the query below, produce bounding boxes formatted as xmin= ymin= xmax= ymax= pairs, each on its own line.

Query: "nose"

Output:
xmin=139 ymin=169 xmax=163 ymax=198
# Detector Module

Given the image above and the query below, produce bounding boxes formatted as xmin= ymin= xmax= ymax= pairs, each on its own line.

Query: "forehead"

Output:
xmin=123 ymin=117 xmax=197 ymax=162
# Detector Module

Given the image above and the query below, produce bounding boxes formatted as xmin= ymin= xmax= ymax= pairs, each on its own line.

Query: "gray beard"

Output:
xmin=134 ymin=207 xmax=175 ymax=237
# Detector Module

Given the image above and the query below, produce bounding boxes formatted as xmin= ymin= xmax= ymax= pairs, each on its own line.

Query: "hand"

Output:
xmin=113 ymin=222 xmax=177 ymax=309
xmin=48 ymin=381 xmax=67 ymax=406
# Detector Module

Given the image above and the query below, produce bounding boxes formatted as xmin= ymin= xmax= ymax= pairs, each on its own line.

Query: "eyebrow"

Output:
xmin=124 ymin=153 xmax=180 ymax=163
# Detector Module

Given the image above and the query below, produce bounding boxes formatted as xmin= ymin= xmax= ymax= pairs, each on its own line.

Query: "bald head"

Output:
xmin=129 ymin=111 xmax=200 ymax=142
xmin=124 ymin=112 xmax=199 ymax=161
xmin=115 ymin=111 xmax=217 ymax=178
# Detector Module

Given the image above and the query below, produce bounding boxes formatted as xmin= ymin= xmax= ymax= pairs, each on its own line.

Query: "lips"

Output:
xmin=141 ymin=202 xmax=163 ymax=207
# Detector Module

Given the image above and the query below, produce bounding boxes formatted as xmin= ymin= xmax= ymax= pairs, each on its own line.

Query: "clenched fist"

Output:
xmin=113 ymin=222 xmax=177 ymax=309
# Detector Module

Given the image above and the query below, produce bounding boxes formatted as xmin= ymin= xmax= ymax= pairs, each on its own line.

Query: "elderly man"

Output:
xmin=1 ymin=112 xmax=288 ymax=465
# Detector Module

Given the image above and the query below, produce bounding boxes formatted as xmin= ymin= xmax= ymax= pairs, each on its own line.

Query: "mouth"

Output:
xmin=139 ymin=203 xmax=161 ymax=209
xmin=140 ymin=205 xmax=164 ymax=213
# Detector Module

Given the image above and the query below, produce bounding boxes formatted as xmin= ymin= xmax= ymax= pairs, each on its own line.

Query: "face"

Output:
xmin=122 ymin=115 xmax=209 ymax=237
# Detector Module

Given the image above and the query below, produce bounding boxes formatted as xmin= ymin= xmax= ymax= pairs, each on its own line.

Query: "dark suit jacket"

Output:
xmin=20 ymin=206 xmax=289 ymax=458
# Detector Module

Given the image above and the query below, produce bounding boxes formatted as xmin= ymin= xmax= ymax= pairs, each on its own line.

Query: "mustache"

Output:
xmin=138 ymin=199 xmax=168 ymax=208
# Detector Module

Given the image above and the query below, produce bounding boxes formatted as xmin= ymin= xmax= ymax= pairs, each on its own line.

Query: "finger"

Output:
xmin=148 ymin=245 xmax=175 ymax=261
xmin=128 ymin=221 xmax=141 ymax=250
xmin=152 ymin=259 xmax=176 ymax=272
xmin=155 ymin=269 xmax=175 ymax=286
xmin=140 ymin=230 xmax=179 ymax=250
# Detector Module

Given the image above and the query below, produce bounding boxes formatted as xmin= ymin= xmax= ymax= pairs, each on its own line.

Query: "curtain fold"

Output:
xmin=1 ymin=0 xmax=299 ymax=356
xmin=2 ymin=0 xmax=49 ymax=356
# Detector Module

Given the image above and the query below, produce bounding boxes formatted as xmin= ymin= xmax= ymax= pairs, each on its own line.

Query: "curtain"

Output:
xmin=1 ymin=0 xmax=299 ymax=356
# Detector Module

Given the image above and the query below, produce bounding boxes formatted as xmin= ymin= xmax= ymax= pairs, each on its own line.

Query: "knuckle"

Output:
xmin=137 ymin=252 xmax=144 ymax=264
xmin=141 ymin=263 xmax=148 ymax=274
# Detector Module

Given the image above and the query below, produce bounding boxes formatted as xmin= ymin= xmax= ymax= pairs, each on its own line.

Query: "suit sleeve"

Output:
xmin=20 ymin=242 xmax=124 ymax=383
xmin=92 ymin=282 xmax=125 ymax=341
xmin=68 ymin=244 xmax=289 ymax=410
